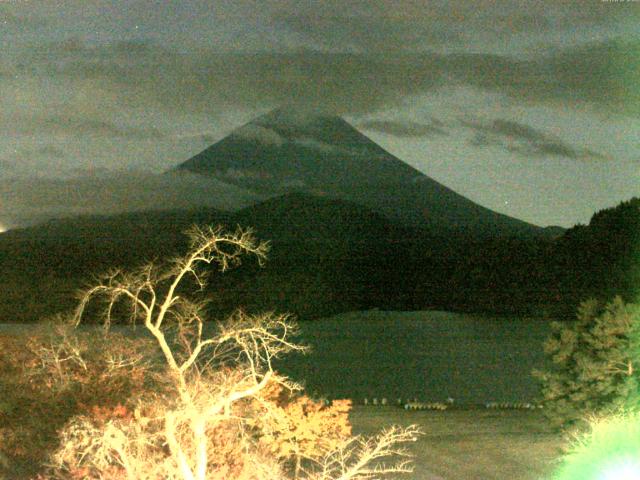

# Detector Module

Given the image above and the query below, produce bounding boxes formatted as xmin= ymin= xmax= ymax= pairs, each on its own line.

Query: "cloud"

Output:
xmin=448 ymin=39 xmax=640 ymax=117
xmin=35 ymin=145 xmax=65 ymax=158
xmin=0 ymin=159 xmax=16 ymax=174
xmin=13 ymin=36 xmax=639 ymax=121
xmin=218 ymin=168 xmax=274 ymax=181
xmin=0 ymin=3 xmax=47 ymax=29
xmin=227 ymin=121 xmax=374 ymax=156
xmin=291 ymin=137 xmax=372 ymax=158
xmin=489 ymin=120 xmax=548 ymax=144
xmin=293 ymin=137 xmax=340 ymax=154
xmin=232 ymin=124 xmax=285 ymax=146
xmin=0 ymin=34 xmax=634 ymax=184
xmin=13 ymin=144 xmax=66 ymax=161
xmin=272 ymin=11 xmax=460 ymax=53
xmin=6 ymin=39 xmax=447 ymax=118
xmin=358 ymin=119 xmax=448 ymax=138
xmin=462 ymin=118 xmax=609 ymax=161
xmin=269 ymin=0 xmax=637 ymax=54
xmin=0 ymin=170 xmax=262 ymax=229
xmin=7 ymin=113 xmax=166 ymax=140
xmin=7 ymin=0 xmax=638 ymax=56
xmin=3 ymin=34 xmax=636 ymax=159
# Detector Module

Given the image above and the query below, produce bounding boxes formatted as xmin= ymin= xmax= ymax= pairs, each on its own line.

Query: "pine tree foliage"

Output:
xmin=533 ymin=296 xmax=640 ymax=429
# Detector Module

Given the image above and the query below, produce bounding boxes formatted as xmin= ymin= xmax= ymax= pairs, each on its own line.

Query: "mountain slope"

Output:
xmin=0 ymin=194 xmax=635 ymax=324
xmin=0 ymin=194 xmax=412 ymax=322
xmin=176 ymin=107 xmax=549 ymax=237
xmin=207 ymin=192 xmax=415 ymax=317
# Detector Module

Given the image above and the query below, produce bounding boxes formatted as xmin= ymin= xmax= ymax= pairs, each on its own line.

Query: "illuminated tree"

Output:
xmin=553 ymin=298 xmax=640 ymax=480
xmin=43 ymin=225 xmax=420 ymax=480
xmin=533 ymin=297 xmax=640 ymax=430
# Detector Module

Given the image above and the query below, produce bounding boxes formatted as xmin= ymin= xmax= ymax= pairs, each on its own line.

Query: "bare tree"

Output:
xmin=304 ymin=425 xmax=423 ymax=480
xmin=46 ymin=225 xmax=420 ymax=480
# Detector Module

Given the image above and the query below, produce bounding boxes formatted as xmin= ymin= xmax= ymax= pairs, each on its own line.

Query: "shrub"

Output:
xmin=0 ymin=325 xmax=159 ymax=479
xmin=0 ymin=332 xmax=52 ymax=477
xmin=533 ymin=297 xmax=640 ymax=430
xmin=250 ymin=379 xmax=352 ymax=477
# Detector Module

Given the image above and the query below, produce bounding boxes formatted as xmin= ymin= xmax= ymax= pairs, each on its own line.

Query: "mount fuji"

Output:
xmin=177 ymin=107 xmax=551 ymax=237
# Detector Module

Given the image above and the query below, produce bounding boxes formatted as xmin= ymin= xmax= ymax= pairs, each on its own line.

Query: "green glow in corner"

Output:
xmin=599 ymin=458 xmax=640 ymax=480
xmin=553 ymin=411 xmax=640 ymax=480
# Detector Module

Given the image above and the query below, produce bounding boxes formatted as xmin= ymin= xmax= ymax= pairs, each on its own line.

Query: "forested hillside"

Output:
xmin=0 ymin=196 xmax=637 ymax=323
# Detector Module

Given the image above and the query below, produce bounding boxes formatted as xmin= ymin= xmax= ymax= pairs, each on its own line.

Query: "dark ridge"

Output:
xmin=0 ymin=196 xmax=636 ymax=324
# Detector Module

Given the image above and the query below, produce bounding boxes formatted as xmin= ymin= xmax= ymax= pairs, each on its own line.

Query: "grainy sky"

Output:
xmin=0 ymin=0 xmax=639 ymax=229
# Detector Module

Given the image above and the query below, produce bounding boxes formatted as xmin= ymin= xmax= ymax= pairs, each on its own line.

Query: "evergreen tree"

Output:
xmin=533 ymin=297 xmax=640 ymax=429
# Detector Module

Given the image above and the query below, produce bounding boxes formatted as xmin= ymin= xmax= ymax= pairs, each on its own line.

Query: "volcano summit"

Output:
xmin=177 ymin=107 xmax=550 ymax=237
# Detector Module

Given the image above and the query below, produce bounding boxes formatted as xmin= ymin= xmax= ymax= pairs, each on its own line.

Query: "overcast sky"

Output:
xmin=1 ymin=0 xmax=639 ymax=229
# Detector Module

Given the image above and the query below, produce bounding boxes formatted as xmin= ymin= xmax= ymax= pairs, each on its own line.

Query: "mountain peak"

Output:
xmin=225 ymin=105 xmax=381 ymax=158
xmin=176 ymin=108 xmax=550 ymax=237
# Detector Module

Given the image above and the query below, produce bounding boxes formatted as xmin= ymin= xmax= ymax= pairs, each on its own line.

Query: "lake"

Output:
xmin=0 ymin=309 xmax=553 ymax=406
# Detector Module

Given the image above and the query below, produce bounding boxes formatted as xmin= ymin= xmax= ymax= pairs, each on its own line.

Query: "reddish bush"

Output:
xmin=0 ymin=328 xmax=160 ymax=479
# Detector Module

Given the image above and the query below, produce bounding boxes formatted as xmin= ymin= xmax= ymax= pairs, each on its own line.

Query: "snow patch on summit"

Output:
xmin=293 ymin=137 xmax=340 ymax=154
xmin=293 ymin=137 xmax=373 ymax=158
xmin=232 ymin=124 xmax=285 ymax=147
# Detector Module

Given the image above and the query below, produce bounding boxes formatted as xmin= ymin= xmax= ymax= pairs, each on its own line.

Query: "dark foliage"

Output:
xmin=0 ymin=195 xmax=637 ymax=323
xmin=551 ymin=197 xmax=640 ymax=310
xmin=412 ymin=196 xmax=639 ymax=317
